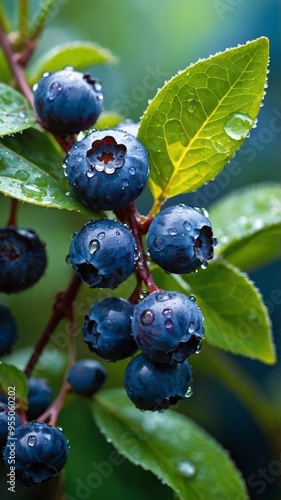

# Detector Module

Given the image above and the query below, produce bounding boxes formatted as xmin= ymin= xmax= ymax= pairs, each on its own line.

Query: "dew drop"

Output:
xmin=152 ymin=237 xmax=165 ymax=251
xmin=196 ymin=339 xmax=204 ymax=354
xmin=173 ymin=459 xmax=196 ymax=478
xmin=21 ymin=183 xmax=44 ymax=199
xmin=165 ymin=319 xmax=173 ymax=329
xmin=162 ymin=308 xmax=172 ymax=318
xmin=186 ymin=98 xmax=196 ymax=113
xmin=183 ymin=221 xmax=191 ymax=231
xmin=212 ymin=140 xmax=230 ymax=154
xmin=139 ymin=289 xmax=149 ymax=299
xmin=140 ymin=309 xmax=154 ymax=326
xmin=189 ymin=294 xmax=197 ymax=303
xmin=168 ymin=228 xmax=177 ymax=236
xmin=89 ymin=239 xmax=100 ymax=254
xmin=74 ymin=153 xmax=83 ymax=163
xmin=86 ymin=168 xmax=96 ymax=178
xmin=27 ymin=435 xmax=36 ymax=447
xmin=47 ymin=81 xmax=62 ymax=100
xmin=42 ymin=72 xmax=50 ymax=77
xmin=97 ymin=231 xmax=105 ymax=240
xmin=201 ymin=261 xmax=208 ymax=270
xmin=19 ymin=110 xmax=26 ymax=119
xmin=156 ymin=292 xmax=170 ymax=302
xmin=129 ymin=166 xmax=136 ymax=175
xmin=184 ymin=386 xmax=194 ymax=399
xmin=224 ymin=112 xmax=253 ymax=140
xmin=16 ymin=170 xmax=29 ymax=181
xmin=33 ymin=83 xmax=38 ymax=92
xmin=122 ymin=178 xmax=129 ymax=188
xmin=188 ymin=322 xmax=195 ymax=333
xmin=65 ymin=191 xmax=71 ymax=197
xmin=177 ymin=203 xmax=186 ymax=212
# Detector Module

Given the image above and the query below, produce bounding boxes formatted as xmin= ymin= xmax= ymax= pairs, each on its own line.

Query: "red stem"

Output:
xmin=6 ymin=198 xmax=19 ymax=227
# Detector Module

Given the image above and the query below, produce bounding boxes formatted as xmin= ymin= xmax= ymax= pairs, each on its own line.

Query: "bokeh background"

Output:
xmin=0 ymin=0 xmax=280 ymax=499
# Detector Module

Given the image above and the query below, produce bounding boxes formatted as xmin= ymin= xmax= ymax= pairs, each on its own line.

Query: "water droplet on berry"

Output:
xmin=121 ymin=178 xmax=129 ymax=188
xmin=97 ymin=231 xmax=105 ymax=240
xmin=196 ymin=339 xmax=204 ymax=354
xmin=47 ymin=81 xmax=63 ymax=100
xmin=33 ymin=83 xmax=38 ymax=92
xmin=129 ymin=166 xmax=136 ymax=175
xmin=168 ymin=228 xmax=177 ymax=236
xmin=89 ymin=239 xmax=100 ymax=254
xmin=86 ymin=168 xmax=95 ymax=178
xmin=184 ymin=386 xmax=194 ymax=399
xmin=42 ymin=72 xmax=50 ymax=77
xmin=188 ymin=322 xmax=195 ymax=333
xmin=140 ymin=309 xmax=154 ymax=325
xmin=189 ymin=294 xmax=197 ymax=302
xmin=162 ymin=308 xmax=172 ymax=319
xmin=201 ymin=261 xmax=208 ymax=270
xmin=156 ymin=292 xmax=170 ymax=302
xmin=177 ymin=203 xmax=186 ymax=212
xmin=183 ymin=221 xmax=191 ymax=231
xmin=224 ymin=112 xmax=253 ymax=140
xmin=139 ymin=289 xmax=149 ymax=299
xmin=165 ymin=319 xmax=173 ymax=329
xmin=27 ymin=435 xmax=36 ymax=447
xmin=152 ymin=237 xmax=165 ymax=251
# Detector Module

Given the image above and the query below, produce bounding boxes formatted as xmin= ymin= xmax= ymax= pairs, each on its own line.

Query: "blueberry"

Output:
xmin=0 ymin=304 xmax=18 ymax=356
xmin=4 ymin=422 xmax=69 ymax=486
xmin=0 ymin=403 xmax=20 ymax=447
xmin=69 ymin=219 xmax=137 ymax=289
xmin=67 ymin=359 xmax=106 ymax=397
xmin=33 ymin=67 xmax=103 ymax=134
xmin=64 ymin=129 xmax=150 ymax=210
xmin=131 ymin=291 xmax=204 ymax=364
xmin=83 ymin=297 xmax=137 ymax=361
xmin=124 ymin=353 xmax=192 ymax=411
xmin=0 ymin=227 xmax=47 ymax=293
xmin=147 ymin=204 xmax=216 ymax=274
xmin=26 ymin=378 xmax=53 ymax=420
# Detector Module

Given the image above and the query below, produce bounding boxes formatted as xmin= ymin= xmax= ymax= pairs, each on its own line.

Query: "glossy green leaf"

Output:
xmin=0 ymin=83 xmax=35 ymax=136
xmin=209 ymin=183 xmax=281 ymax=270
xmin=28 ymin=41 xmax=117 ymax=84
xmin=138 ymin=38 xmax=269 ymax=212
xmin=0 ymin=362 xmax=28 ymax=409
xmin=0 ymin=128 xmax=94 ymax=213
xmin=93 ymin=388 xmax=248 ymax=500
xmin=95 ymin=111 xmax=123 ymax=130
xmin=0 ymin=50 xmax=12 ymax=83
xmin=153 ymin=260 xmax=275 ymax=364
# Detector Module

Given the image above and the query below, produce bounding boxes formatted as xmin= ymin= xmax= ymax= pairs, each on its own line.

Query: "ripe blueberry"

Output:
xmin=33 ymin=67 xmax=103 ymax=134
xmin=64 ymin=129 xmax=150 ymax=210
xmin=0 ymin=304 xmax=18 ymax=356
xmin=67 ymin=359 xmax=106 ymax=397
xmin=26 ymin=378 xmax=53 ymax=420
xmin=147 ymin=204 xmax=217 ymax=274
xmin=83 ymin=297 xmax=137 ymax=361
xmin=124 ymin=353 xmax=192 ymax=411
xmin=0 ymin=403 xmax=20 ymax=446
xmin=131 ymin=291 xmax=204 ymax=364
xmin=4 ymin=422 xmax=69 ymax=486
xmin=0 ymin=227 xmax=47 ymax=293
xmin=69 ymin=219 xmax=137 ymax=289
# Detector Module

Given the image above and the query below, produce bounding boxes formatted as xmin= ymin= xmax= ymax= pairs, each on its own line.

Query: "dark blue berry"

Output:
xmin=0 ymin=227 xmax=47 ymax=293
xmin=0 ymin=403 xmax=20 ymax=447
xmin=131 ymin=291 xmax=204 ymax=364
xmin=26 ymin=378 xmax=52 ymax=420
xmin=4 ymin=422 xmax=69 ymax=486
xmin=64 ymin=129 xmax=150 ymax=210
xmin=67 ymin=359 xmax=106 ymax=397
xmin=69 ymin=219 xmax=137 ymax=289
xmin=0 ymin=304 xmax=18 ymax=356
xmin=147 ymin=204 xmax=216 ymax=274
xmin=124 ymin=353 xmax=192 ymax=411
xmin=83 ymin=297 xmax=137 ymax=361
xmin=33 ymin=67 xmax=103 ymax=134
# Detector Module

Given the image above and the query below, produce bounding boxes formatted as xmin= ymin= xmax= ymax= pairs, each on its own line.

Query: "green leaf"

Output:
xmin=0 ymin=83 xmax=35 ymax=136
xmin=95 ymin=111 xmax=123 ymax=130
xmin=93 ymin=388 xmax=248 ymax=500
xmin=138 ymin=37 xmax=269 ymax=212
xmin=0 ymin=50 xmax=12 ymax=83
xmin=209 ymin=183 xmax=281 ymax=271
xmin=0 ymin=362 xmax=28 ymax=409
xmin=28 ymin=41 xmax=117 ymax=84
xmin=0 ymin=128 xmax=95 ymax=213
xmin=153 ymin=260 xmax=275 ymax=364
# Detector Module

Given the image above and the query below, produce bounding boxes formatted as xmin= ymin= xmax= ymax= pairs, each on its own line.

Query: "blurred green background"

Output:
xmin=0 ymin=0 xmax=280 ymax=499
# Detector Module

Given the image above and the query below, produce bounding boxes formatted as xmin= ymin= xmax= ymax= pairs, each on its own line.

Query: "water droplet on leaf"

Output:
xmin=224 ymin=112 xmax=253 ymax=140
